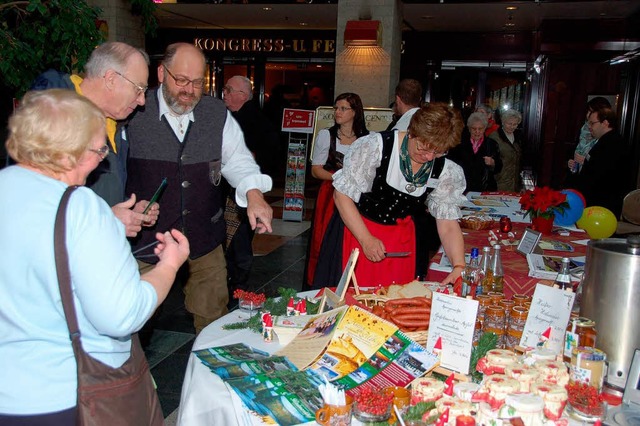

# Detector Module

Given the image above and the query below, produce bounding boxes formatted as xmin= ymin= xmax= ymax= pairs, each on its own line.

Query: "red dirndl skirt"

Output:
xmin=306 ymin=180 xmax=336 ymax=286
xmin=341 ymin=215 xmax=416 ymax=287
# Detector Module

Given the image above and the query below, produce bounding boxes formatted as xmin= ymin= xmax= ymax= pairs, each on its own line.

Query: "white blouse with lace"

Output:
xmin=332 ymin=132 xmax=467 ymax=220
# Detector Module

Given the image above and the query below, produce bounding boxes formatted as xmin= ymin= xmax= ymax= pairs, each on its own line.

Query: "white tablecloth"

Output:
xmin=176 ymin=290 xmax=318 ymax=426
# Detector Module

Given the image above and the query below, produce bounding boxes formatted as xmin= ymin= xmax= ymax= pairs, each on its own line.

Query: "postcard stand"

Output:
xmin=318 ymin=249 xmax=360 ymax=313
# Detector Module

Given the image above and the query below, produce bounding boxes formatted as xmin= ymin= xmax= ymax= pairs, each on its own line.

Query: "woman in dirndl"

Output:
xmin=313 ymin=103 xmax=467 ymax=288
xmin=305 ymin=93 xmax=368 ymax=288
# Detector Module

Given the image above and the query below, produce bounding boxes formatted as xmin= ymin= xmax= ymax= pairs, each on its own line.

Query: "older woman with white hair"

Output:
xmin=448 ymin=111 xmax=502 ymax=192
xmin=490 ymin=109 xmax=524 ymax=192
xmin=0 ymin=89 xmax=189 ymax=424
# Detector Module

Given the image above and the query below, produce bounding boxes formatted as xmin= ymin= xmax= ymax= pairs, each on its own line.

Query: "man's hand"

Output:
xmin=112 ymin=194 xmax=155 ymax=238
xmin=133 ymin=198 xmax=159 ymax=227
xmin=246 ymin=189 xmax=273 ymax=234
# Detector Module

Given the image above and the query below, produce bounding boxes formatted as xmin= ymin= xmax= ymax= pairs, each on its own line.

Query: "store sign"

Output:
xmin=281 ymin=109 xmax=315 ymax=134
xmin=194 ymin=37 xmax=335 ymax=54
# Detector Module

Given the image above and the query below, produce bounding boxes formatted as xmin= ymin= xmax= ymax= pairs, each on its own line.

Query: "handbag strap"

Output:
xmin=54 ymin=185 xmax=82 ymax=343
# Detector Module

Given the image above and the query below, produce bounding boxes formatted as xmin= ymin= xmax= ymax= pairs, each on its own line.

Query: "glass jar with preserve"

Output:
xmin=484 ymin=305 xmax=506 ymax=330
xmin=570 ymin=347 xmax=607 ymax=392
xmin=564 ymin=317 xmax=597 ymax=363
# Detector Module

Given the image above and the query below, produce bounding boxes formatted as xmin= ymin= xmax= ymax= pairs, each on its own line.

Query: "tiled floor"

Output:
xmin=145 ymin=182 xmax=316 ymax=420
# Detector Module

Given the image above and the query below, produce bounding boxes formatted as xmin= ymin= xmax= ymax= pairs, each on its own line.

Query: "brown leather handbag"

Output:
xmin=54 ymin=186 xmax=164 ymax=426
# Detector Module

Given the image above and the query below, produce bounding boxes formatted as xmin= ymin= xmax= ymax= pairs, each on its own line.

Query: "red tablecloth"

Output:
xmin=426 ymin=223 xmax=587 ymax=298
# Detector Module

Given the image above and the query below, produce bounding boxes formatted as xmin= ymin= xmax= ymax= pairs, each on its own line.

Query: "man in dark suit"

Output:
xmin=567 ymin=107 xmax=629 ymax=217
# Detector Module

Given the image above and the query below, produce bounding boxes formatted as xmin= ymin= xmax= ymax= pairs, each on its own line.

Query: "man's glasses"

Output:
xmin=222 ymin=85 xmax=246 ymax=95
xmin=333 ymin=106 xmax=353 ymax=112
xmin=88 ymin=145 xmax=109 ymax=161
xmin=114 ymin=71 xmax=147 ymax=96
xmin=164 ymin=66 xmax=205 ymax=89
xmin=587 ymin=120 xmax=601 ymax=127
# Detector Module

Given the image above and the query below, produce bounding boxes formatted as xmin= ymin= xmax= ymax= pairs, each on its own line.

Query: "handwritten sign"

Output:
xmin=520 ymin=284 xmax=575 ymax=354
xmin=426 ymin=293 xmax=479 ymax=375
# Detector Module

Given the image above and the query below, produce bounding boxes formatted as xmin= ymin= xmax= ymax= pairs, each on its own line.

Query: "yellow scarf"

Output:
xmin=70 ymin=74 xmax=117 ymax=153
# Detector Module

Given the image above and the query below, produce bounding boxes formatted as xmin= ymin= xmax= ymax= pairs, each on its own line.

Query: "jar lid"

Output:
xmin=504 ymin=394 xmax=545 ymax=412
xmin=573 ymin=346 xmax=606 ymax=361
xmin=572 ymin=317 xmax=595 ymax=328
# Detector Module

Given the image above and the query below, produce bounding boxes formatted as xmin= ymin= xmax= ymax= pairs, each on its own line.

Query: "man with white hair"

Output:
xmin=30 ymin=42 xmax=157 ymax=236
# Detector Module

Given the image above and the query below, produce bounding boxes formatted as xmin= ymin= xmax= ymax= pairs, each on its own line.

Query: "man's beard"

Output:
xmin=162 ymin=84 xmax=200 ymax=115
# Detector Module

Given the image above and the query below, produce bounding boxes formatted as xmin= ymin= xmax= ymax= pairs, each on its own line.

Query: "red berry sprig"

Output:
xmin=566 ymin=382 xmax=604 ymax=416
xmin=354 ymin=387 xmax=393 ymax=416
xmin=233 ymin=289 xmax=266 ymax=305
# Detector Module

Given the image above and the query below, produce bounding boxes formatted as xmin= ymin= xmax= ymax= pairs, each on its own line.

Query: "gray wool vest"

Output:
xmin=126 ymin=91 xmax=228 ymax=260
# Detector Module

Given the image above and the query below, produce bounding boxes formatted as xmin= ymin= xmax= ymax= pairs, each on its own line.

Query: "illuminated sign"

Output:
xmin=194 ymin=38 xmax=335 ymax=54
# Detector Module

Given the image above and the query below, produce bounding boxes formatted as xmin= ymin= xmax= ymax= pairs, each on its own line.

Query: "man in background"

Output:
xmin=388 ymin=78 xmax=423 ymax=131
xmin=567 ymin=106 xmax=629 ymax=217
xmin=222 ymin=75 xmax=279 ymax=301
xmin=29 ymin=42 xmax=157 ymax=236
xmin=125 ymin=43 xmax=273 ymax=334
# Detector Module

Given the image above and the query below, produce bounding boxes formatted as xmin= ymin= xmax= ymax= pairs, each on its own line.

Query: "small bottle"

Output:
xmin=478 ymin=246 xmax=492 ymax=296
xmin=490 ymin=245 xmax=504 ymax=293
xmin=554 ymin=257 xmax=573 ymax=291
xmin=463 ymin=248 xmax=480 ymax=297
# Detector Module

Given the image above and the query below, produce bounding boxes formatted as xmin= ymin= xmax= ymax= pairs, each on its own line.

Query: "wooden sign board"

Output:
xmin=318 ymin=248 xmax=360 ymax=313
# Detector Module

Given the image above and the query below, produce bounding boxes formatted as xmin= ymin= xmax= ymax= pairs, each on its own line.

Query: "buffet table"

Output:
xmin=176 ymin=290 xmax=318 ymax=426
xmin=426 ymin=193 xmax=588 ymax=298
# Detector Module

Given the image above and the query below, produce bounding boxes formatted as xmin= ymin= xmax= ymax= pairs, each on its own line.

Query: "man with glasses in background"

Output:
xmin=125 ymin=43 xmax=273 ymax=336
xmin=29 ymin=41 xmax=158 ymax=237
xmin=567 ymin=106 xmax=629 ymax=218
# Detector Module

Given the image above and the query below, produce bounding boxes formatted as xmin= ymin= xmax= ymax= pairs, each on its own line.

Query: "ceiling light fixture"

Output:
xmin=506 ymin=6 xmax=518 ymax=10
xmin=344 ymin=20 xmax=382 ymax=48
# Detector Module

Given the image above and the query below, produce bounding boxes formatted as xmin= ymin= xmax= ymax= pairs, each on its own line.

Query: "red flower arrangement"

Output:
xmin=519 ymin=186 xmax=569 ymax=219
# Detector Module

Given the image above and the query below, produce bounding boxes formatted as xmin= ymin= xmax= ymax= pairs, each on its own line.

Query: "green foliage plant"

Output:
xmin=0 ymin=0 xmax=157 ymax=97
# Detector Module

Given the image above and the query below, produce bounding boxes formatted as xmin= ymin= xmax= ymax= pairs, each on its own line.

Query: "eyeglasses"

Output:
xmin=411 ymin=136 xmax=447 ymax=157
xmin=587 ymin=120 xmax=601 ymax=127
xmin=163 ymin=66 xmax=205 ymax=89
xmin=114 ymin=71 xmax=147 ymax=96
xmin=88 ymin=145 xmax=109 ymax=161
xmin=222 ymin=85 xmax=246 ymax=95
xmin=333 ymin=106 xmax=353 ymax=112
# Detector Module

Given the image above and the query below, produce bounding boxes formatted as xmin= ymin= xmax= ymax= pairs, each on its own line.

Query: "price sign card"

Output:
xmin=520 ymin=284 xmax=575 ymax=354
xmin=426 ymin=293 xmax=479 ymax=375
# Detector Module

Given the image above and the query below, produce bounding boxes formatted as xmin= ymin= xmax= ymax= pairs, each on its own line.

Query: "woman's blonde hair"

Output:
xmin=6 ymin=89 xmax=105 ymax=174
xmin=408 ymin=102 xmax=464 ymax=151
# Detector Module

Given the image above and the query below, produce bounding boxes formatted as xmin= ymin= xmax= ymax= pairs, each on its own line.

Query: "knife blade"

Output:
xmin=384 ymin=252 xmax=411 ymax=258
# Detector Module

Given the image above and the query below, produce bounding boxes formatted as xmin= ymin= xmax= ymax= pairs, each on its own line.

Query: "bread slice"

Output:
xmin=398 ymin=280 xmax=432 ymax=299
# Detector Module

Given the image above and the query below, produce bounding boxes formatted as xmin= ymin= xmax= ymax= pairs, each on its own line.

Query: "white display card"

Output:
xmin=520 ymin=284 xmax=575 ymax=354
xmin=426 ymin=293 xmax=479 ymax=375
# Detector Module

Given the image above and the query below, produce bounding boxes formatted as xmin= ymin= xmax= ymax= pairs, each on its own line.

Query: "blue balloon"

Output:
xmin=555 ymin=190 xmax=585 ymax=226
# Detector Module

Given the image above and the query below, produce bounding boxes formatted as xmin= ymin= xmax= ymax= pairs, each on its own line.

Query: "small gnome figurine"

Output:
xmin=286 ymin=297 xmax=295 ymax=316
xmin=444 ymin=373 xmax=455 ymax=396
xmin=261 ymin=312 xmax=273 ymax=342
xmin=296 ymin=299 xmax=307 ymax=316
xmin=433 ymin=336 xmax=443 ymax=358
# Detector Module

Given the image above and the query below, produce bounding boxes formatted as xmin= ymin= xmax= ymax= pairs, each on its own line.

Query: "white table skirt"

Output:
xmin=176 ymin=290 xmax=318 ymax=426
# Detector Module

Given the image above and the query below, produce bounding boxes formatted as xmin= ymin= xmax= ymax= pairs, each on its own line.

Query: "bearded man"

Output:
xmin=125 ymin=43 xmax=273 ymax=334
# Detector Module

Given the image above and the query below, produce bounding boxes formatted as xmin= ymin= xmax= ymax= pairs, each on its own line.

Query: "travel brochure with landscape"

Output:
xmin=195 ymin=305 xmax=439 ymax=425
